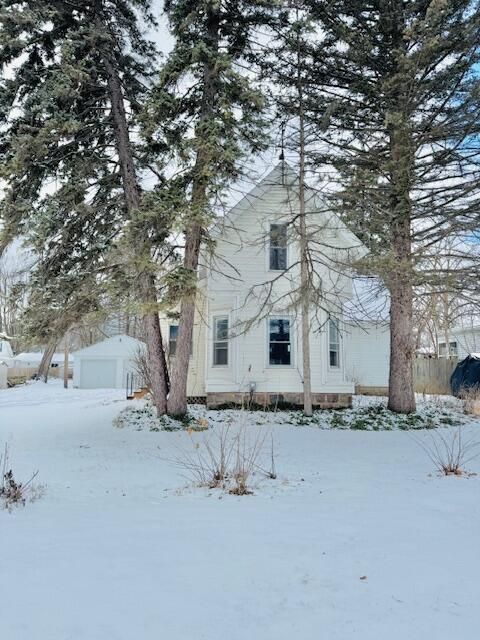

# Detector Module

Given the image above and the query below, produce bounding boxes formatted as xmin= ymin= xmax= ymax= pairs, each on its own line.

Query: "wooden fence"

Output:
xmin=7 ymin=366 xmax=72 ymax=381
xmin=413 ymin=358 xmax=458 ymax=395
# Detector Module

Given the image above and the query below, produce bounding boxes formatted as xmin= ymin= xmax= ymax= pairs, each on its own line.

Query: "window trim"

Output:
xmin=267 ymin=316 xmax=294 ymax=368
xmin=212 ymin=315 xmax=229 ymax=367
xmin=267 ymin=222 xmax=288 ymax=272
xmin=328 ymin=317 xmax=341 ymax=369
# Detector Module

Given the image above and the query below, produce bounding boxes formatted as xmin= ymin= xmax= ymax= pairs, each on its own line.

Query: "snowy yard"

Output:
xmin=1 ymin=381 xmax=480 ymax=640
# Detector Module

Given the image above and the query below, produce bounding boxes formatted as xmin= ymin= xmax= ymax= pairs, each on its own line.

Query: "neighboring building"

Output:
xmin=0 ymin=340 xmax=74 ymax=380
xmin=12 ymin=351 xmax=73 ymax=369
xmin=438 ymin=325 xmax=480 ymax=359
xmin=160 ymin=163 xmax=388 ymax=408
xmin=73 ymin=334 xmax=145 ymax=389
xmin=0 ymin=361 xmax=7 ymax=389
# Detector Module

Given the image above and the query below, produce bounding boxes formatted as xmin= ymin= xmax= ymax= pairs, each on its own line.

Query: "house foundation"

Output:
xmin=205 ymin=392 xmax=352 ymax=410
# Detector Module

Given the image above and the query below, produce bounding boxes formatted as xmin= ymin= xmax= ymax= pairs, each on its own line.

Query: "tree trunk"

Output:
xmin=167 ymin=6 xmax=220 ymax=417
xmin=383 ymin=4 xmax=416 ymax=413
xmin=166 ymin=221 xmax=201 ymax=416
xmin=38 ymin=341 xmax=57 ymax=383
xmin=387 ymin=127 xmax=416 ymax=412
xmin=100 ymin=38 xmax=169 ymax=416
xmin=388 ymin=281 xmax=415 ymax=412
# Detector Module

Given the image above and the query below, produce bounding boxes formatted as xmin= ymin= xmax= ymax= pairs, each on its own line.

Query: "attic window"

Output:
xmin=269 ymin=223 xmax=287 ymax=271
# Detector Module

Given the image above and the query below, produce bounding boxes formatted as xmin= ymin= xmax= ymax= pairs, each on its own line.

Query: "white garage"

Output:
xmin=73 ymin=334 xmax=145 ymax=389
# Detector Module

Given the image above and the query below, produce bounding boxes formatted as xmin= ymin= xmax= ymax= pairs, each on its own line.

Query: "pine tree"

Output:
xmin=0 ymin=0 xmax=171 ymax=412
xmin=145 ymin=0 xmax=270 ymax=416
xmin=306 ymin=0 xmax=480 ymax=412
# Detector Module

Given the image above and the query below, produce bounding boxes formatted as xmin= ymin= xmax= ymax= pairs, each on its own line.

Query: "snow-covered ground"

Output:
xmin=1 ymin=380 xmax=480 ymax=640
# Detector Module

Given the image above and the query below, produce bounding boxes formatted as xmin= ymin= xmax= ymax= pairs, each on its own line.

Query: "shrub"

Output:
xmin=331 ymin=403 xmax=462 ymax=432
xmin=114 ymin=403 xmax=209 ymax=432
xmin=415 ymin=426 xmax=480 ymax=476
xmin=170 ymin=425 xmax=276 ymax=494
xmin=0 ymin=444 xmax=40 ymax=508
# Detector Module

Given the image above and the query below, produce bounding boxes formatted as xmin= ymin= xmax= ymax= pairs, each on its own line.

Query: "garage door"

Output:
xmin=80 ymin=359 xmax=117 ymax=389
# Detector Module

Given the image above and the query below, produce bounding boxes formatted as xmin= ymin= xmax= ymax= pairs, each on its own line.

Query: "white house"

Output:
xmin=160 ymin=163 xmax=389 ymax=408
xmin=73 ymin=334 xmax=145 ymax=389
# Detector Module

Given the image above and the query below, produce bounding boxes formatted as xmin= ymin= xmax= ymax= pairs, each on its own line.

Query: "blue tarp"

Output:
xmin=450 ymin=355 xmax=480 ymax=396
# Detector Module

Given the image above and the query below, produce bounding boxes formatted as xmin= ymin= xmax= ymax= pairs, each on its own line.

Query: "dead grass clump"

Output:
xmin=459 ymin=386 xmax=480 ymax=416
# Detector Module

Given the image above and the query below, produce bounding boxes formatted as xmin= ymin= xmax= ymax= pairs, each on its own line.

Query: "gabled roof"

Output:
xmin=212 ymin=162 xmax=368 ymax=260
xmin=73 ymin=334 xmax=145 ymax=358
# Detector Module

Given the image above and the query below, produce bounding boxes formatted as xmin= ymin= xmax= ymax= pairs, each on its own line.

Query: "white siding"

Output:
xmin=203 ymin=308 xmax=353 ymax=395
xmin=437 ymin=328 xmax=480 ymax=359
xmin=346 ymin=323 xmax=390 ymax=388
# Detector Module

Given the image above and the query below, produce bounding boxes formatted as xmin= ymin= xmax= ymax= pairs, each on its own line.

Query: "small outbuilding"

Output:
xmin=73 ymin=334 xmax=145 ymax=389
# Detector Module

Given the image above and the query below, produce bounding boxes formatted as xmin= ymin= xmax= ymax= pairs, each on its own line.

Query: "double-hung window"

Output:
xmin=329 ymin=318 xmax=340 ymax=368
xmin=168 ymin=325 xmax=178 ymax=356
xmin=439 ymin=341 xmax=458 ymax=357
xmin=269 ymin=318 xmax=291 ymax=366
xmin=169 ymin=325 xmax=193 ymax=356
xmin=269 ymin=223 xmax=287 ymax=271
xmin=213 ymin=316 xmax=229 ymax=366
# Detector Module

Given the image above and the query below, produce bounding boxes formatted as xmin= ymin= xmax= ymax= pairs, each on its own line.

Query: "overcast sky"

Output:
xmin=150 ymin=1 xmax=174 ymax=55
